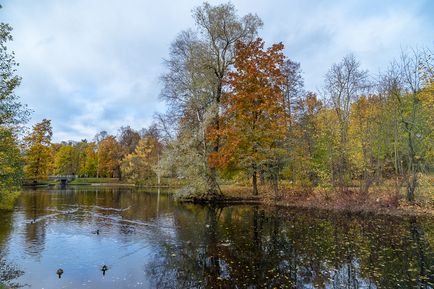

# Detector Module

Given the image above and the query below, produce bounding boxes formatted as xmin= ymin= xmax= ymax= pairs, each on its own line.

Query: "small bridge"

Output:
xmin=48 ymin=175 xmax=77 ymax=185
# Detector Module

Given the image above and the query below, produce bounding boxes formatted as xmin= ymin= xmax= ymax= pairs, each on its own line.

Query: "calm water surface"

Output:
xmin=0 ymin=186 xmax=433 ymax=289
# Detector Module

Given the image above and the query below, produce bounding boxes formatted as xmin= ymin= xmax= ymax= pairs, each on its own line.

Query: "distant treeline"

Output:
xmin=22 ymin=121 xmax=162 ymax=183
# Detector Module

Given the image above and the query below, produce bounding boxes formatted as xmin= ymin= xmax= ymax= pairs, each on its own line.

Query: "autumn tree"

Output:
xmin=216 ymin=38 xmax=288 ymax=195
xmin=24 ymin=119 xmax=53 ymax=182
xmin=71 ymin=140 xmax=87 ymax=176
xmin=121 ymin=136 xmax=160 ymax=182
xmin=97 ymin=135 xmax=123 ymax=178
xmin=53 ymin=145 xmax=76 ymax=175
xmin=93 ymin=130 xmax=108 ymax=177
xmin=82 ymin=142 xmax=98 ymax=177
xmin=117 ymin=126 xmax=141 ymax=179
xmin=160 ymin=2 xmax=262 ymax=199
xmin=349 ymin=95 xmax=387 ymax=193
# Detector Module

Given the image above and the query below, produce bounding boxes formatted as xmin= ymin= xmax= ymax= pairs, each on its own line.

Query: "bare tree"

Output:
xmin=160 ymin=3 xmax=262 ymax=199
xmin=393 ymin=49 xmax=431 ymax=202
xmin=375 ymin=48 xmax=433 ymax=202
xmin=118 ymin=126 xmax=140 ymax=154
xmin=324 ymin=54 xmax=368 ymax=189
xmin=282 ymin=59 xmax=304 ymax=125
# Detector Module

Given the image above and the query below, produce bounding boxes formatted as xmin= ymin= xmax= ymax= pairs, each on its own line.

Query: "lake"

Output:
xmin=0 ymin=186 xmax=432 ymax=288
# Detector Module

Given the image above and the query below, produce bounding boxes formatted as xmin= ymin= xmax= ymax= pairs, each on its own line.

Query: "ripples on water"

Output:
xmin=0 ymin=186 xmax=432 ymax=289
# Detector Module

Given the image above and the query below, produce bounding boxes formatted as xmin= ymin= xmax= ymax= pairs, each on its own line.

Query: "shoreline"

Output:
xmin=179 ymin=185 xmax=434 ymax=217
xmin=270 ymin=199 xmax=434 ymax=217
xmin=19 ymin=182 xmax=434 ymax=217
xmin=181 ymin=195 xmax=434 ymax=217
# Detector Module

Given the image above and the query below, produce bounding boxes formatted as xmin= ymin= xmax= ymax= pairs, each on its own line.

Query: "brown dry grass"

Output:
xmin=220 ymin=182 xmax=433 ymax=216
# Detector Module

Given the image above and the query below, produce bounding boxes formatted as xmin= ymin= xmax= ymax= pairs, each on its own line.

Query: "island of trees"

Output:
xmin=0 ymin=3 xmax=432 ymax=212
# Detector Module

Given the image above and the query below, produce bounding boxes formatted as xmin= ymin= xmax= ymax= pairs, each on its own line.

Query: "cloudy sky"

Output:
xmin=1 ymin=0 xmax=433 ymax=142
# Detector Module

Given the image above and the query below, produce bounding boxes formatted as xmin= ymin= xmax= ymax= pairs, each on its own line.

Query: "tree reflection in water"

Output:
xmin=147 ymin=205 xmax=433 ymax=289
xmin=0 ymin=211 xmax=24 ymax=288
xmin=0 ymin=188 xmax=432 ymax=289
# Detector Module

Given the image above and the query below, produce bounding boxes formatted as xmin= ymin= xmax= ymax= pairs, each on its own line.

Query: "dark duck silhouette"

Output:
xmin=101 ymin=264 xmax=108 ymax=276
xmin=56 ymin=268 xmax=64 ymax=278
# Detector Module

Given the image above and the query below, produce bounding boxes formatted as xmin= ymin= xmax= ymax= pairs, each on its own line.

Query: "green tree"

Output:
xmin=286 ymin=93 xmax=325 ymax=187
xmin=379 ymin=50 xmax=433 ymax=202
xmin=0 ymin=128 xmax=22 ymax=209
xmin=0 ymin=5 xmax=29 ymax=209
xmin=0 ymin=10 xmax=28 ymax=127
xmin=395 ymin=51 xmax=433 ymax=202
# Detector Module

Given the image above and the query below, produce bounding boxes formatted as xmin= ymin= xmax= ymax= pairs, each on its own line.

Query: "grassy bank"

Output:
xmin=69 ymin=177 xmax=129 ymax=185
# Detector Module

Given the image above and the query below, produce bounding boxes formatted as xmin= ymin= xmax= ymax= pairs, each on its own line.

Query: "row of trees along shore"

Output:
xmin=1 ymin=3 xmax=433 ymax=208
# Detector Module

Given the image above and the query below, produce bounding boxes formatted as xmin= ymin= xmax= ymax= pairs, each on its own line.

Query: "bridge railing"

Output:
xmin=48 ymin=175 xmax=77 ymax=181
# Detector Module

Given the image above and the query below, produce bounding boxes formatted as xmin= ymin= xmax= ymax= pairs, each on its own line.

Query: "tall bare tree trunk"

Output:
xmin=406 ymin=128 xmax=417 ymax=202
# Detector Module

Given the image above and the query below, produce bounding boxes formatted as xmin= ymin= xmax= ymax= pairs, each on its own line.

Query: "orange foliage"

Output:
xmin=97 ymin=136 xmax=123 ymax=178
xmin=210 ymin=38 xmax=288 ymax=170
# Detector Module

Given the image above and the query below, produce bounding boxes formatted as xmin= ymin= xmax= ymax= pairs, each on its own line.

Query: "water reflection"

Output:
xmin=148 ymin=206 xmax=433 ymax=289
xmin=0 ymin=186 xmax=432 ymax=289
xmin=0 ymin=211 xmax=24 ymax=288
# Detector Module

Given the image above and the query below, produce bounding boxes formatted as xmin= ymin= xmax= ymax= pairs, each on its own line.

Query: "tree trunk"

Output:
xmin=252 ymin=170 xmax=258 ymax=196
xmin=259 ymin=170 xmax=265 ymax=185
xmin=406 ymin=121 xmax=417 ymax=203
xmin=206 ymin=169 xmax=222 ymax=197
xmin=206 ymin=81 xmax=222 ymax=197
xmin=407 ymin=170 xmax=416 ymax=203
xmin=273 ymin=173 xmax=279 ymax=196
